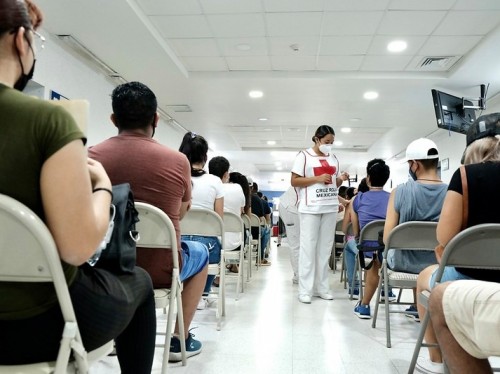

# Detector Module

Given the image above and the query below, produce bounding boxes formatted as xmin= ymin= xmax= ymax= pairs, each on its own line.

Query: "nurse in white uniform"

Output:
xmin=291 ymin=125 xmax=348 ymax=304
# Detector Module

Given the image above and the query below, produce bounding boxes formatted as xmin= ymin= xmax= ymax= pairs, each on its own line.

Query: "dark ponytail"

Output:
xmin=312 ymin=125 xmax=335 ymax=142
xmin=179 ymin=131 xmax=209 ymax=177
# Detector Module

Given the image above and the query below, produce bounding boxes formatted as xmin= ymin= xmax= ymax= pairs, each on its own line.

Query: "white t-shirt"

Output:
xmin=223 ymin=183 xmax=246 ymax=250
xmin=279 ymin=186 xmax=299 ymax=215
xmin=191 ymin=173 xmax=224 ymax=210
xmin=291 ymin=147 xmax=340 ymax=214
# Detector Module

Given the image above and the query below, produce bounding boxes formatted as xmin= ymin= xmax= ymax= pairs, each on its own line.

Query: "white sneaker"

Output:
xmin=315 ymin=292 xmax=334 ymax=300
xmin=415 ymin=356 xmax=444 ymax=374
xmin=196 ymin=297 xmax=208 ymax=310
xmin=298 ymin=294 xmax=311 ymax=304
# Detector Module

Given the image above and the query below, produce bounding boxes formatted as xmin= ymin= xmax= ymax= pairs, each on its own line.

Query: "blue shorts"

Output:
xmin=429 ymin=266 xmax=473 ymax=289
xmin=179 ymin=240 xmax=209 ymax=282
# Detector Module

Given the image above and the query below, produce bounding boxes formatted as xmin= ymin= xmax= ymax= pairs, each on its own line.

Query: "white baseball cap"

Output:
xmin=405 ymin=138 xmax=439 ymax=161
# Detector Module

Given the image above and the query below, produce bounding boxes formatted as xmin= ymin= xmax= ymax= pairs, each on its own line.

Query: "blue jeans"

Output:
xmin=179 ymin=240 xmax=209 ymax=282
xmin=181 ymin=235 xmax=221 ymax=295
xmin=344 ymin=239 xmax=360 ymax=291
xmin=260 ymin=226 xmax=270 ymax=258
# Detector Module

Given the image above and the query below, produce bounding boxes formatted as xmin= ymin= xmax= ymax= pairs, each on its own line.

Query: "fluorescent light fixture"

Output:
xmin=277 ymin=166 xmax=283 ymax=171
xmin=259 ymin=117 xmax=268 ymax=121
xmin=364 ymin=91 xmax=379 ymax=100
xmin=387 ymin=40 xmax=407 ymax=53
xmin=236 ymin=43 xmax=251 ymax=51
xmin=249 ymin=90 xmax=263 ymax=98
xmin=341 ymin=127 xmax=351 ymax=133
xmin=267 ymin=140 xmax=276 ymax=145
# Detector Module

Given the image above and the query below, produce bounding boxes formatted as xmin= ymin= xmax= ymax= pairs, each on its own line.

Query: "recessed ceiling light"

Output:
xmin=249 ymin=90 xmax=263 ymax=98
xmin=267 ymin=140 xmax=276 ymax=145
xmin=236 ymin=43 xmax=251 ymax=51
xmin=350 ymin=118 xmax=361 ymax=122
xmin=341 ymin=127 xmax=351 ymax=133
xmin=259 ymin=117 xmax=268 ymax=121
xmin=364 ymin=91 xmax=379 ymax=100
xmin=335 ymin=141 xmax=343 ymax=146
xmin=263 ymin=128 xmax=272 ymax=131
xmin=387 ymin=40 xmax=407 ymax=53
xmin=277 ymin=166 xmax=283 ymax=171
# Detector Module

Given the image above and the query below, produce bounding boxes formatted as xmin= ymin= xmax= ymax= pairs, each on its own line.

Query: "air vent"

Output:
xmin=416 ymin=56 xmax=460 ymax=71
xmin=165 ymin=105 xmax=192 ymax=113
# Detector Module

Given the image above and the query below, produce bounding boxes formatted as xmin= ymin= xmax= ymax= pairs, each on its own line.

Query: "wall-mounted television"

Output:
xmin=431 ymin=89 xmax=476 ymax=134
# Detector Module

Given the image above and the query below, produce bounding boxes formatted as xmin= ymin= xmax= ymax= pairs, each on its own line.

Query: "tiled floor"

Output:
xmin=90 ymin=240 xmax=447 ymax=373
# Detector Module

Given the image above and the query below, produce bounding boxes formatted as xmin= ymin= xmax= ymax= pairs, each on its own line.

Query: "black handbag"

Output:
xmin=95 ymin=183 xmax=140 ymax=274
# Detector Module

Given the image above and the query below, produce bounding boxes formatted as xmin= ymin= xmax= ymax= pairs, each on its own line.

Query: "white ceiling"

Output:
xmin=36 ymin=0 xmax=500 ymax=184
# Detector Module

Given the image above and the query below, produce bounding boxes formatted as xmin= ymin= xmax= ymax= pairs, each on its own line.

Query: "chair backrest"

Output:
xmin=384 ymin=221 xmax=439 ymax=256
xmin=435 ymin=223 xmax=500 ymax=281
xmin=180 ymin=208 xmax=225 ymax=248
xmin=249 ymin=213 xmax=261 ymax=229
xmin=222 ymin=211 xmax=244 ymax=250
xmin=242 ymin=214 xmax=251 ymax=231
xmin=358 ymin=219 xmax=385 ymax=245
xmin=0 ymin=194 xmax=77 ymax=322
xmin=135 ymin=202 xmax=180 ymax=270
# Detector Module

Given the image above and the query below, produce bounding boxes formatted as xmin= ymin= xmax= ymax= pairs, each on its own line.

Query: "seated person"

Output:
xmin=342 ymin=159 xmax=391 ymax=318
xmin=0 ymin=6 xmax=155 ymax=373
xmin=383 ymin=138 xmax=447 ymax=321
xmin=250 ymin=182 xmax=271 ymax=265
xmin=429 ymin=280 xmax=500 ymax=374
xmin=208 ymin=156 xmax=246 ymax=274
xmin=89 ymin=82 xmax=208 ymax=362
xmin=415 ymin=113 xmax=500 ymax=374
xmin=179 ymin=132 xmax=224 ymax=309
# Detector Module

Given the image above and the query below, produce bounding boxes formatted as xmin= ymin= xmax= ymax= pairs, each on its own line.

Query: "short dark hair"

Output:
xmin=252 ymin=182 xmax=258 ymax=192
xmin=346 ymin=186 xmax=356 ymax=199
xmin=338 ymin=185 xmax=348 ymax=199
xmin=419 ymin=149 xmax=439 ymax=169
xmin=111 ymin=82 xmax=157 ymax=130
xmin=366 ymin=158 xmax=390 ymax=187
xmin=208 ymin=156 xmax=230 ymax=179
xmin=179 ymin=132 xmax=208 ymax=177
xmin=0 ymin=0 xmax=32 ymax=36
xmin=312 ymin=125 xmax=335 ymax=142
xmin=257 ymin=192 xmax=263 ymax=198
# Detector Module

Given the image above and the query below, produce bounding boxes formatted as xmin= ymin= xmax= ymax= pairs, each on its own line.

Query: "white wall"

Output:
xmin=32 ymin=31 xmax=185 ymax=149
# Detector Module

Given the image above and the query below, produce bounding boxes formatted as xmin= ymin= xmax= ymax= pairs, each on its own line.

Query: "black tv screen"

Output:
xmin=431 ymin=89 xmax=476 ymax=134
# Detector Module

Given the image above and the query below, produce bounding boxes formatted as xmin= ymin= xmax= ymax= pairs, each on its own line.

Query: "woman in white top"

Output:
xmin=179 ymin=132 xmax=224 ymax=303
xmin=291 ymin=125 xmax=349 ymax=304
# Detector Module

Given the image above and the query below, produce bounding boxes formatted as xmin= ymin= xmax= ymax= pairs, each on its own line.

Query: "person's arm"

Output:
xmin=179 ymin=200 xmax=191 ymax=220
xmin=214 ymin=197 xmax=224 ymax=218
xmin=41 ymin=141 xmax=111 ymax=266
xmin=342 ymin=201 xmax=352 ymax=234
xmin=350 ymin=196 xmax=360 ymax=238
xmin=436 ymin=190 xmax=463 ymax=261
xmin=291 ymin=172 xmax=330 ymax=187
xmin=336 ymin=171 xmax=349 ymax=187
xmin=383 ymin=189 xmax=399 ymax=244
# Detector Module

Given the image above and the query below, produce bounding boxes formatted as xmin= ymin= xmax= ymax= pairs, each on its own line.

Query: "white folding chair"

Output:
xmin=330 ymin=220 xmax=344 ymax=272
xmin=180 ymin=208 xmax=226 ymax=330
xmin=409 ymin=223 xmax=500 ymax=373
xmin=371 ymin=221 xmax=438 ymax=348
xmin=340 ymin=222 xmax=354 ymax=289
xmin=351 ymin=220 xmax=386 ymax=301
xmin=249 ymin=213 xmax=262 ymax=269
xmin=242 ymin=214 xmax=252 ymax=281
xmin=0 ymin=194 xmax=113 ymax=374
xmin=222 ymin=211 xmax=245 ymax=300
xmin=135 ymin=202 xmax=187 ymax=373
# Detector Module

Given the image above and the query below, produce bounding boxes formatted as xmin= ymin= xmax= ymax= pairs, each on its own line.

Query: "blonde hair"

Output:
xmin=463 ymin=135 xmax=500 ymax=165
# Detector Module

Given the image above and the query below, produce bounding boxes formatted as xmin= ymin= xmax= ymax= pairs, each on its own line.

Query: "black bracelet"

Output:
xmin=93 ymin=187 xmax=113 ymax=201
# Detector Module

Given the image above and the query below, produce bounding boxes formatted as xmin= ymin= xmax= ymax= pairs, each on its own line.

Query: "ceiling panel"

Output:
xmin=268 ymin=36 xmax=319 ymax=56
xmin=217 ymin=37 xmax=269 ymax=56
xmin=207 ymin=14 xmax=267 ymax=37
xmin=367 ymin=35 xmax=427 ymax=55
xmin=270 ymin=56 xmax=317 ymax=70
xmin=453 ymin=0 xmax=500 ymax=10
xmin=226 ymin=56 xmax=272 ymax=71
xmin=388 ymin=0 xmax=455 ymax=11
xmin=418 ymin=36 xmax=483 ymax=56
xmin=378 ymin=11 xmax=446 ymax=35
xmin=322 ymin=12 xmax=384 ymax=36
xmin=434 ymin=11 xmax=500 ymax=36
xmin=199 ymin=0 xmax=264 ymax=14
xmin=181 ymin=56 xmax=227 ymax=71
xmin=319 ymin=36 xmax=372 ymax=55
xmin=263 ymin=0 xmax=325 ymax=12
xmin=170 ymin=38 xmax=220 ymax=57
xmin=150 ymin=15 xmax=212 ymax=38
xmin=316 ymin=56 xmax=364 ymax=71
xmin=136 ymin=0 xmax=202 ymax=15
xmin=361 ymin=55 xmax=413 ymax=71
xmin=266 ymin=12 xmax=324 ymax=36
xmin=324 ymin=0 xmax=391 ymax=11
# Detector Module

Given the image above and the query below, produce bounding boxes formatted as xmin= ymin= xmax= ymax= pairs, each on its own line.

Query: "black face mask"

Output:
xmin=408 ymin=162 xmax=418 ymax=181
xmin=14 ymin=41 xmax=36 ymax=92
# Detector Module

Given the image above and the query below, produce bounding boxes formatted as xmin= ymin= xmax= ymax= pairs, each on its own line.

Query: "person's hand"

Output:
xmin=87 ymin=158 xmax=111 ymax=189
xmin=340 ymin=171 xmax=350 ymax=181
xmin=338 ymin=204 xmax=345 ymax=213
xmin=316 ymin=173 xmax=332 ymax=184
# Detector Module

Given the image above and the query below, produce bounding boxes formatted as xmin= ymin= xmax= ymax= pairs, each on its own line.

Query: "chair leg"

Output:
xmin=384 ymin=275 xmax=392 ymax=348
xmin=350 ymin=253 xmax=359 ymax=300
xmin=358 ymin=255 xmax=365 ymax=302
xmin=409 ymin=312 xmax=432 ymax=373
xmin=371 ymin=268 xmax=384 ymax=329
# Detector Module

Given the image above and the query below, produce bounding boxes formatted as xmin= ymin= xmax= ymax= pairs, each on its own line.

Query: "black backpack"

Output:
xmin=95 ymin=183 xmax=140 ymax=274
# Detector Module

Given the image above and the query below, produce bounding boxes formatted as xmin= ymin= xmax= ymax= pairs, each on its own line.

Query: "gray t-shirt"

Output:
xmin=387 ymin=179 xmax=448 ymax=273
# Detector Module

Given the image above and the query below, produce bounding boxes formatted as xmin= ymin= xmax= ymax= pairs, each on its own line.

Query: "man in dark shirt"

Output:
xmin=251 ymin=182 xmax=271 ymax=265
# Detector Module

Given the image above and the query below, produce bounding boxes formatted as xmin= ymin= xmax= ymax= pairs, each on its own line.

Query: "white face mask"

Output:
xmin=319 ymin=144 xmax=333 ymax=155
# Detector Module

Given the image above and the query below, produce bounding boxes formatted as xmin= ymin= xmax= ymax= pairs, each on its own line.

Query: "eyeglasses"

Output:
xmin=31 ymin=29 xmax=45 ymax=52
